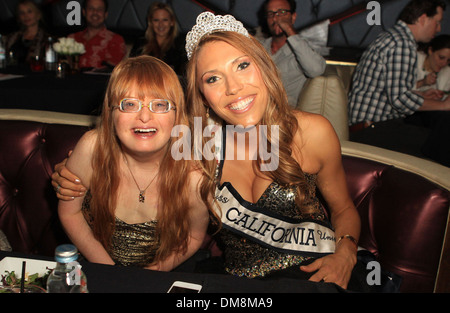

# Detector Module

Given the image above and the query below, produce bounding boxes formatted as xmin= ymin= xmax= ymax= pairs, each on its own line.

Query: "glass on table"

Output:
xmin=30 ymin=54 xmax=44 ymax=72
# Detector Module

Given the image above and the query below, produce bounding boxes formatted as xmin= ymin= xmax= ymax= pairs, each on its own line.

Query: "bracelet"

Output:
xmin=336 ymin=234 xmax=358 ymax=247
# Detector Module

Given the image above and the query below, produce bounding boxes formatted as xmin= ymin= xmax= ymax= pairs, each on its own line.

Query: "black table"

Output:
xmin=0 ymin=67 xmax=109 ymax=116
xmin=0 ymin=251 xmax=342 ymax=294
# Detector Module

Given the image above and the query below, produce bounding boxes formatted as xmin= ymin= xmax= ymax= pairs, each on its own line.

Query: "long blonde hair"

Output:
xmin=142 ymin=2 xmax=178 ymax=58
xmin=186 ymin=31 xmax=313 ymax=216
xmin=89 ymin=55 xmax=191 ymax=263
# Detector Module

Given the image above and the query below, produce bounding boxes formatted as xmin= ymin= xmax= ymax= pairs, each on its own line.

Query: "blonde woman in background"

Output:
xmin=5 ymin=0 xmax=49 ymax=65
xmin=129 ymin=2 xmax=187 ymax=76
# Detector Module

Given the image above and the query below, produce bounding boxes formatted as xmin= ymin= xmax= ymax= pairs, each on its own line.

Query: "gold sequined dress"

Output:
xmin=215 ymin=177 xmax=328 ymax=278
xmin=82 ymin=191 xmax=160 ymax=267
xmin=214 ymin=132 xmax=329 ymax=278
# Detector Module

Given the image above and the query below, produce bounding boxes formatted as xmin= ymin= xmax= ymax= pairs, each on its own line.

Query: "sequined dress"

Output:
xmin=215 ymin=157 xmax=329 ymax=278
xmin=82 ymin=191 xmax=160 ymax=267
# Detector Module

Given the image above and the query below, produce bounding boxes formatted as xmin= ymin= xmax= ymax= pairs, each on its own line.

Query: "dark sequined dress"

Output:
xmin=214 ymin=130 xmax=330 ymax=278
xmin=215 ymin=176 xmax=329 ymax=278
xmin=82 ymin=191 xmax=160 ymax=267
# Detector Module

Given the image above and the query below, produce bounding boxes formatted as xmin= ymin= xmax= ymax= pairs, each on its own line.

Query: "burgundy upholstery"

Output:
xmin=0 ymin=120 xmax=89 ymax=256
xmin=342 ymin=157 xmax=450 ymax=293
xmin=0 ymin=119 xmax=449 ymax=292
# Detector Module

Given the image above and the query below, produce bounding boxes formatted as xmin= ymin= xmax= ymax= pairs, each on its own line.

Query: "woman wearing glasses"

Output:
xmin=57 ymin=55 xmax=209 ymax=270
xmin=53 ymin=12 xmax=388 ymax=291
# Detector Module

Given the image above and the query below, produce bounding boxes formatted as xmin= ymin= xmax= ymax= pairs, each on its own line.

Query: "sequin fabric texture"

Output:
xmin=216 ymin=174 xmax=328 ymax=278
xmin=81 ymin=191 xmax=160 ymax=267
xmin=110 ymin=218 xmax=159 ymax=267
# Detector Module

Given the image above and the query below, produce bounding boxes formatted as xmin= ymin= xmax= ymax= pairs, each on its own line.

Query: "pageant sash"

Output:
xmin=214 ymin=183 xmax=337 ymax=257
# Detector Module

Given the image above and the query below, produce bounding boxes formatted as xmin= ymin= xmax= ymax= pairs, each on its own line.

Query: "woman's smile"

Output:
xmin=197 ymin=41 xmax=268 ymax=127
xmin=227 ymin=95 xmax=255 ymax=112
xmin=133 ymin=127 xmax=157 ymax=137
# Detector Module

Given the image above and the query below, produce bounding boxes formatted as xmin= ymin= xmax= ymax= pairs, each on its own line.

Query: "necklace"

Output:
xmin=123 ymin=155 xmax=159 ymax=203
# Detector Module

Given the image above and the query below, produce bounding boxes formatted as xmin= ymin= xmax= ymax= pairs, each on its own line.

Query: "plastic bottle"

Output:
xmin=46 ymin=244 xmax=88 ymax=293
xmin=0 ymin=35 xmax=6 ymax=69
xmin=45 ymin=37 xmax=57 ymax=71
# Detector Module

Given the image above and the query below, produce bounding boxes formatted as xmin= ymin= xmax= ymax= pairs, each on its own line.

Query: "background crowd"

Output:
xmin=0 ymin=0 xmax=448 ymax=293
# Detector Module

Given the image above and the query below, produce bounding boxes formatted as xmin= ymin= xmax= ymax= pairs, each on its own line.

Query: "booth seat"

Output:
xmin=0 ymin=109 xmax=449 ymax=293
xmin=296 ymin=65 xmax=350 ymax=141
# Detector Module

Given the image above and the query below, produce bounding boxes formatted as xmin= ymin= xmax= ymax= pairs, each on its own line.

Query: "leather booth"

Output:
xmin=0 ymin=109 xmax=449 ymax=293
xmin=296 ymin=65 xmax=350 ymax=141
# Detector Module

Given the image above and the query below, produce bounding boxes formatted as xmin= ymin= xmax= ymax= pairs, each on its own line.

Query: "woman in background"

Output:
xmin=415 ymin=34 xmax=450 ymax=94
xmin=5 ymin=0 xmax=49 ymax=66
xmin=129 ymin=2 xmax=187 ymax=76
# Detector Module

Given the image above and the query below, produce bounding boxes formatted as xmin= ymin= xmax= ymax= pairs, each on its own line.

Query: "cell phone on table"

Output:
xmin=168 ymin=281 xmax=202 ymax=293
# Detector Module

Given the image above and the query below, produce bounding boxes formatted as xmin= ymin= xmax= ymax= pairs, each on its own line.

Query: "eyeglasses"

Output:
xmin=114 ymin=99 xmax=176 ymax=113
xmin=266 ymin=9 xmax=292 ymax=18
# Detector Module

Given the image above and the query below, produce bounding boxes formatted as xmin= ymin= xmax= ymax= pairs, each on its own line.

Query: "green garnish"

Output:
xmin=1 ymin=269 xmax=52 ymax=293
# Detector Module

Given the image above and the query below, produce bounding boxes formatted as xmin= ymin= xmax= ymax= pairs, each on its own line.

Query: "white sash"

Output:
xmin=215 ymin=183 xmax=337 ymax=257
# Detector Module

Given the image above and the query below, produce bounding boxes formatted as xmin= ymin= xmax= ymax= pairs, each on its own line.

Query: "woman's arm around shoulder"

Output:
xmin=58 ymin=130 xmax=97 ymax=218
xmin=58 ymin=130 xmax=115 ymax=265
xmin=64 ymin=130 xmax=97 ymax=183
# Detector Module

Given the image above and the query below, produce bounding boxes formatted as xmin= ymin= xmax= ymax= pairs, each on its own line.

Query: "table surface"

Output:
xmin=0 ymin=251 xmax=342 ymax=294
xmin=0 ymin=66 xmax=109 ymax=116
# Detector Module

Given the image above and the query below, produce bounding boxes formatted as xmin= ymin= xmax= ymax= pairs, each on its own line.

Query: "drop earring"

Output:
xmin=206 ymin=107 xmax=210 ymax=119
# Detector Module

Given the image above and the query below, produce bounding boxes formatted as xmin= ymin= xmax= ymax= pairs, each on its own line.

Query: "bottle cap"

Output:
xmin=55 ymin=244 xmax=79 ymax=263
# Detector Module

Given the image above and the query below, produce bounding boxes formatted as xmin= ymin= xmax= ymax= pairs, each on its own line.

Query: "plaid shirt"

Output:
xmin=348 ymin=21 xmax=424 ymax=125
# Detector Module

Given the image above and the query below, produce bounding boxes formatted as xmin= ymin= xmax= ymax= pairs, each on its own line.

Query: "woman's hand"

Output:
xmin=300 ymin=251 xmax=356 ymax=289
xmin=51 ymin=154 xmax=86 ymax=200
xmin=425 ymin=72 xmax=437 ymax=86
xmin=421 ymin=88 xmax=444 ymax=100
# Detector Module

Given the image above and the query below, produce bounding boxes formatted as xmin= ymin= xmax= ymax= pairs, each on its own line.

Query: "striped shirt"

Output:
xmin=348 ymin=21 xmax=424 ymax=125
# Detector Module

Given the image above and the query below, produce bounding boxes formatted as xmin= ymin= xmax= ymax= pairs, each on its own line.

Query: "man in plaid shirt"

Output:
xmin=348 ymin=0 xmax=450 ymax=167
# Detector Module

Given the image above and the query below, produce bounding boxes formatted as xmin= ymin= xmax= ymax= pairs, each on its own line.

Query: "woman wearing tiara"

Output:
xmin=184 ymin=12 xmax=361 ymax=290
xmin=53 ymin=12 xmax=388 ymax=291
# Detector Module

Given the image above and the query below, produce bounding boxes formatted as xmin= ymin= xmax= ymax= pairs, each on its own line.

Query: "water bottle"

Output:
xmin=0 ymin=35 xmax=6 ymax=69
xmin=45 ymin=36 xmax=57 ymax=71
xmin=46 ymin=244 xmax=88 ymax=293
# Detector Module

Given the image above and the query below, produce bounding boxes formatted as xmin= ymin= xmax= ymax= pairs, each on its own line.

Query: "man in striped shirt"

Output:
xmin=348 ymin=0 xmax=450 ymax=166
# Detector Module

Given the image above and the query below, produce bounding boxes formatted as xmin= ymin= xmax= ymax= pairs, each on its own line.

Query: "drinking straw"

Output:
xmin=20 ymin=261 xmax=26 ymax=293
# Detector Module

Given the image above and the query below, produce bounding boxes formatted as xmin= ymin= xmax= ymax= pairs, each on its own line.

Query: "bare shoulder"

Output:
xmin=69 ymin=129 xmax=98 ymax=152
xmin=293 ymin=110 xmax=335 ymax=136
xmin=291 ymin=111 xmax=338 ymax=149
xmin=291 ymin=110 xmax=341 ymax=172
xmin=78 ymin=129 xmax=98 ymax=147
xmin=66 ymin=130 xmax=98 ymax=180
xmin=187 ymin=167 xmax=209 ymax=209
xmin=186 ymin=167 xmax=210 ymax=231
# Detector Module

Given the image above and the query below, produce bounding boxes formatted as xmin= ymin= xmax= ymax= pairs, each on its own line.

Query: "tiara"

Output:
xmin=185 ymin=11 xmax=250 ymax=59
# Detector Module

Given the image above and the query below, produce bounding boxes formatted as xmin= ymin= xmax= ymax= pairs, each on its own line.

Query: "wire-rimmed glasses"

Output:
xmin=114 ymin=99 xmax=176 ymax=113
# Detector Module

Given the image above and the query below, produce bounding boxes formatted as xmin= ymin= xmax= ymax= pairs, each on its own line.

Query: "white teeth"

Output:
xmin=229 ymin=97 xmax=253 ymax=111
xmin=134 ymin=128 xmax=156 ymax=133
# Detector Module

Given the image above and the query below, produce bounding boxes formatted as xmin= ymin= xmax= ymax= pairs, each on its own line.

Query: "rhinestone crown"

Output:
xmin=185 ymin=12 xmax=249 ymax=59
